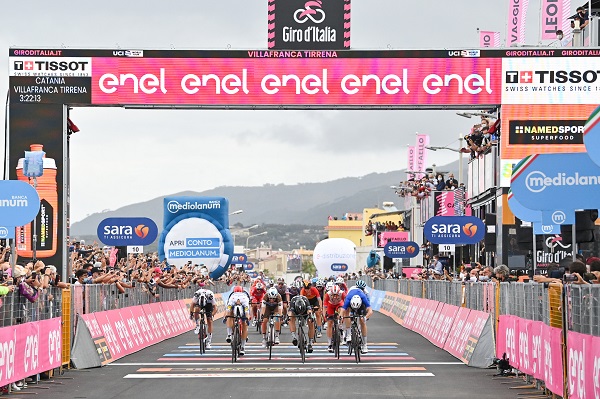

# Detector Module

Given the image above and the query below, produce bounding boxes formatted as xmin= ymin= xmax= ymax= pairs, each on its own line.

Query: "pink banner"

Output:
xmin=479 ymin=31 xmax=501 ymax=47
xmin=517 ymin=318 xmax=533 ymax=375
xmin=527 ymin=321 xmax=544 ymax=381
xmin=540 ymin=323 xmax=563 ymax=395
xmin=91 ymin=57 xmax=501 ymax=106
xmin=443 ymin=307 xmax=471 ymax=358
xmin=567 ymin=331 xmax=596 ymax=399
xmin=507 ymin=0 xmax=530 ymax=46
xmin=541 ymin=0 xmax=571 ymax=40
xmin=0 ymin=318 xmax=62 ymax=387
xmin=407 ymin=145 xmax=416 ymax=179
xmin=497 ymin=315 xmax=519 ymax=369
xmin=415 ymin=134 xmax=429 ymax=178
xmin=429 ymin=303 xmax=459 ymax=348
xmin=379 ymin=231 xmax=409 ymax=247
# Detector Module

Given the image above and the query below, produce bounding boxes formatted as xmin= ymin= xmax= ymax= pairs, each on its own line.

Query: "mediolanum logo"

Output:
xmin=424 ymin=216 xmax=485 ymax=244
xmin=525 ymin=171 xmax=600 ymax=193
xmin=167 ymin=200 xmax=222 ymax=214
xmin=97 ymin=217 xmax=158 ymax=246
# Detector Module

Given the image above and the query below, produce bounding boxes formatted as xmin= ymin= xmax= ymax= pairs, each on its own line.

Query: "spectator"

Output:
xmin=445 ymin=174 xmax=458 ymax=190
xmin=555 ymin=29 xmax=571 ymax=47
xmin=493 ymin=264 xmax=514 ymax=282
xmin=575 ymin=6 xmax=589 ymax=30
xmin=435 ymin=174 xmax=446 ymax=191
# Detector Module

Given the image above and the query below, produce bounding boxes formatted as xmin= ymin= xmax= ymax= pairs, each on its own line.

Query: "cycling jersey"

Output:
xmin=341 ymin=288 xmax=371 ymax=310
xmin=192 ymin=289 xmax=215 ymax=306
xmin=288 ymin=286 xmax=300 ymax=300
xmin=227 ymin=291 xmax=250 ymax=311
xmin=262 ymin=293 xmax=283 ymax=308
xmin=316 ymin=286 xmax=325 ymax=300
xmin=250 ymin=286 xmax=266 ymax=303
xmin=301 ymin=287 xmax=321 ymax=308
xmin=276 ymin=284 xmax=289 ymax=302
xmin=289 ymin=295 xmax=311 ymax=316
xmin=324 ymin=291 xmax=346 ymax=316
xmin=337 ymin=282 xmax=348 ymax=293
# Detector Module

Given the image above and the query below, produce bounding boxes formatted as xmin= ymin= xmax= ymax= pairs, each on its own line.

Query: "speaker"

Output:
xmin=560 ymin=209 xmax=598 ymax=245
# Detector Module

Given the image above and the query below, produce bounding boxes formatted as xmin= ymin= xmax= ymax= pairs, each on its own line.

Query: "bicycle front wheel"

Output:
xmin=198 ymin=318 xmax=206 ymax=355
xmin=298 ymin=324 xmax=306 ymax=363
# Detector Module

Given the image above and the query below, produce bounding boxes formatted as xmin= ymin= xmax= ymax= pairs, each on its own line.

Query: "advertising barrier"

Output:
xmin=72 ymin=299 xmax=213 ymax=369
xmin=376 ymin=290 xmax=494 ymax=368
xmin=0 ymin=317 xmax=62 ymax=387
xmin=496 ymin=315 xmax=564 ymax=397
xmin=567 ymin=331 xmax=600 ymax=399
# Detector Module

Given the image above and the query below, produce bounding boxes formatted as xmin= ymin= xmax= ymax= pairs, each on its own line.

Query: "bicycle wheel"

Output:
xmin=198 ymin=316 xmax=206 ymax=355
xmin=351 ymin=323 xmax=360 ymax=364
xmin=268 ymin=320 xmax=275 ymax=360
xmin=255 ymin=308 xmax=262 ymax=333
xmin=332 ymin=322 xmax=340 ymax=359
xmin=298 ymin=323 xmax=306 ymax=363
xmin=231 ymin=320 xmax=239 ymax=363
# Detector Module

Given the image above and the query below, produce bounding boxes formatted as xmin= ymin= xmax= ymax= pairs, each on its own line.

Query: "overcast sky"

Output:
xmin=1 ymin=0 xmax=565 ymax=222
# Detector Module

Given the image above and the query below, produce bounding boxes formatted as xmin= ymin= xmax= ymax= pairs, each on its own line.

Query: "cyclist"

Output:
xmin=275 ymin=277 xmax=290 ymax=327
xmin=336 ymin=276 xmax=348 ymax=293
xmin=288 ymin=279 xmax=302 ymax=302
xmin=325 ymin=280 xmax=334 ymax=293
xmin=261 ymin=287 xmax=283 ymax=347
xmin=324 ymin=285 xmax=346 ymax=352
xmin=268 ymin=279 xmax=275 ymax=288
xmin=250 ymin=281 xmax=266 ymax=327
xmin=315 ymin=279 xmax=326 ymax=334
xmin=225 ymin=286 xmax=250 ymax=356
xmin=288 ymin=294 xmax=314 ymax=352
xmin=341 ymin=280 xmax=373 ymax=353
xmin=300 ymin=279 xmax=323 ymax=341
xmin=190 ymin=287 xmax=216 ymax=349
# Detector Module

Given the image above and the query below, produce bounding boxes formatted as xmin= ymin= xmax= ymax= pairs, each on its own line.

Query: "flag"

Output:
xmin=507 ymin=0 xmax=530 ymax=46
xmin=407 ymin=146 xmax=416 ymax=180
xmin=479 ymin=31 xmax=501 ymax=47
xmin=415 ymin=134 xmax=429 ymax=179
xmin=540 ymin=0 xmax=571 ymax=40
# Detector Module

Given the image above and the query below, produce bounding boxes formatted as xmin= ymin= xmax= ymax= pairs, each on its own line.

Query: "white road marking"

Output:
xmin=124 ymin=372 xmax=436 ymax=378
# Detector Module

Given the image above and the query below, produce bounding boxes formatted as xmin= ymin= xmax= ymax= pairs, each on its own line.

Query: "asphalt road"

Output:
xmin=32 ymin=313 xmax=527 ymax=399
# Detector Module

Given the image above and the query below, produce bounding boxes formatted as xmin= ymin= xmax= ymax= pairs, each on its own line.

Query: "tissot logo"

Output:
xmin=506 ymin=71 xmax=533 ymax=84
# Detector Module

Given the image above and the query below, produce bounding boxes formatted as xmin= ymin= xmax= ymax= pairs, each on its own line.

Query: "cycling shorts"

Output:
xmin=193 ymin=303 xmax=214 ymax=319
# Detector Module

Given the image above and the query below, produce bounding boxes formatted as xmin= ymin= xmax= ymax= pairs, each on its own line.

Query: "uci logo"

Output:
xmin=448 ymin=51 xmax=462 ymax=57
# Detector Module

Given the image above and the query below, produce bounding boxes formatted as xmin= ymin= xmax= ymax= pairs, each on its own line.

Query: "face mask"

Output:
xmin=479 ymin=275 xmax=489 ymax=282
xmin=558 ymin=34 xmax=563 ymax=40
xmin=438 ymin=177 xmax=442 ymax=181
xmin=470 ymin=276 xmax=478 ymax=282
xmin=459 ymin=273 xmax=466 ymax=280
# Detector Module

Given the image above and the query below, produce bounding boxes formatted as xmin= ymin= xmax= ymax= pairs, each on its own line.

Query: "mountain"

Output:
xmin=71 ymin=160 xmax=466 ymax=237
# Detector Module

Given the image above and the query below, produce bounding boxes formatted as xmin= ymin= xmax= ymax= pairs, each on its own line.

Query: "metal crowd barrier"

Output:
xmin=0 ymin=286 xmax=63 ymax=327
xmin=567 ymin=284 xmax=600 ymax=337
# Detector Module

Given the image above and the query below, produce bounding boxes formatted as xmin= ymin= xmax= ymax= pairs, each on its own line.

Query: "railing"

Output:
xmin=0 ymin=287 xmax=63 ymax=327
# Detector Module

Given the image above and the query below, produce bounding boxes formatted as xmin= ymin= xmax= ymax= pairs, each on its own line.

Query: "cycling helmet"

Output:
xmin=294 ymin=280 xmax=303 ymax=289
xmin=316 ymin=278 xmax=325 ymax=288
xmin=256 ymin=282 xmax=264 ymax=290
xmin=205 ymin=291 xmax=214 ymax=301
xmin=277 ymin=277 xmax=285 ymax=283
xmin=234 ymin=286 xmax=244 ymax=293
xmin=325 ymin=281 xmax=334 ymax=291
xmin=269 ymin=279 xmax=275 ymax=286
xmin=311 ymin=277 xmax=318 ymax=284
xmin=355 ymin=280 xmax=367 ymax=289
xmin=302 ymin=279 xmax=312 ymax=289
xmin=336 ymin=277 xmax=345 ymax=284
xmin=293 ymin=298 xmax=307 ymax=315
xmin=267 ymin=287 xmax=279 ymax=299
xmin=330 ymin=285 xmax=342 ymax=296
xmin=350 ymin=295 xmax=363 ymax=309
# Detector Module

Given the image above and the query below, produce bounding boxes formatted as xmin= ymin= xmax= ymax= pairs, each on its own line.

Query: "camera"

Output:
xmin=563 ymin=274 xmax=577 ymax=282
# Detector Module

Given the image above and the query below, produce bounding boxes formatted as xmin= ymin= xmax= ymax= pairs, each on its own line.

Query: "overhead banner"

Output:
xmin=506 ymin=0 xmax=530 ymax=46
xmin=407 ymin=145 xmax=416 ymax=180
xmin=424 ymin=216 xmax=485 ymax=244
xmin=267 ymin=0 xmax=350 ymax=50
xmin=479 ymin=31 xmax=500 ymax=48
xmin=97 ymin=217 xmax=158 ymax=246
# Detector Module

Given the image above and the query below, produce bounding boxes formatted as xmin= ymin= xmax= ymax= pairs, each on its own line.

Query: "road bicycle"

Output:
xmin=228 ymin=305 xmax=245 ymax=363
xmin=265 ymin=313 xmax=280 ymax=360
xmin=345 ymin=314 xmax=363 ymax=363
xmin=193 ymin=307 xmax=207 ymax=355
xmin=253 ymin=304 xmax=262 ymax=333
xmin=292 ymin=314 xmax=309 ymax=363
xmin=330 ymin=312 xmax=343 ymax=359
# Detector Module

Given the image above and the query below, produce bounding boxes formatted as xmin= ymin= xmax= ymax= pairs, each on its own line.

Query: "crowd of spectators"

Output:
xmin=461 ymin=114 xmax=499 ymax=160
xmin=393 ymin=172 xmax=463 ymax=202
xmin=364 ymin=220 xmax=404 ymax=236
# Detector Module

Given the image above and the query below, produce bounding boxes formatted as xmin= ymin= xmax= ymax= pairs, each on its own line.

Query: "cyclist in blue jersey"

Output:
xmin=341 ymin=280 xmax=373 ymax=353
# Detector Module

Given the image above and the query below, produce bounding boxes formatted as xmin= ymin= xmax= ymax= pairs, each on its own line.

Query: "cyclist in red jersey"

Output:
xmin=336 ymin=276 xmax=348 ymax=293
xmin=300 ymin=279 xmax=323 ymax=352
xmin=250 ymin=282 xmax=266 ymax=326
xmin=324 ymin=285 xmax=347 ymax=352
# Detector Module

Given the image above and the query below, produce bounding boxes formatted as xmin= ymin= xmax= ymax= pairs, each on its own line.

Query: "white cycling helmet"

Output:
xmin=267 ymin=287 xmax=279 ymax=299
xmin=316 ymin=278 xmax=325 ymax=288
xmin=350 ymin=295 xmax=363 ymax=309
xmin=336 ymin=277 xmax=345 ymax=284
xmin=325 ymin=281 xmax=334 ymax=291
xmin=294 ymin=280 xmax=303 ymax=289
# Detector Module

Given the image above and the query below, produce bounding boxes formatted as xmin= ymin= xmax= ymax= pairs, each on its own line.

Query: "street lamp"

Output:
xmin=425 ymin=134 xmax=464 ymax=186
xmin=230 ymin=224 xmax=259 ymax=246
xmin=246 ymin=231 xmax=268 ymax=249
xmin=229 ymin=210 xmax=244 ymax=216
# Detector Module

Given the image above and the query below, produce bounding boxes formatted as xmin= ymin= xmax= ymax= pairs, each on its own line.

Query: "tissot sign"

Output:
xmin=268 ymin=0 xmax=350 ymax=50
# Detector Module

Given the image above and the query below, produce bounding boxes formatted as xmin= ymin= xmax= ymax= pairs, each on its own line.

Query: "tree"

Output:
xmin=302 ymin=260 xmax=316 ymax=275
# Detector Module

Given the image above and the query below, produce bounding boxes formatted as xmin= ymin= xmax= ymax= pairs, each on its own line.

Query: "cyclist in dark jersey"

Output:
xmin=275 ymin=277 xmax=290 ymax=327
xmin=300 ymin=279 xmax=323 ymax=349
